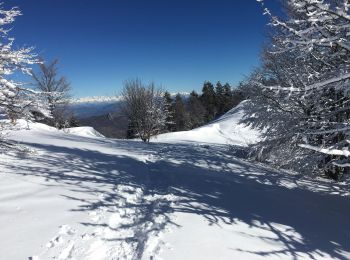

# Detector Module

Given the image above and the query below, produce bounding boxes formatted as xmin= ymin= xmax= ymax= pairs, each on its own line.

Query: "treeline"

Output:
xmin=126 ymin=81 xmax=244 ymax=139
xmin=165 ymin=81 xmax=244 ymax=132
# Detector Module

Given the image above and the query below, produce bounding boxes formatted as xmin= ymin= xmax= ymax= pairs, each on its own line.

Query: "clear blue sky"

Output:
xmin=7 ymin=0 xmax=279 ymax=98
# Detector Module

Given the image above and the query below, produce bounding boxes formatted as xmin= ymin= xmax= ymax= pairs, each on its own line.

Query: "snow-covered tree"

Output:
xmin=0 ymin=4 xmax=48 ymax=145
xmin=32 ymin=59 xmax=73 ymax=129
xmin=163 ymin=91 xmax=176 ymax=132
xmin=121 ymin=79 xmax=169 ymax=142
xmin=242 ymin=0 xmax=350 ymax=179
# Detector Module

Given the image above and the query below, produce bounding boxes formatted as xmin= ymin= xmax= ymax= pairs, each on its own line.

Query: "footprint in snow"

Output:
xmin=58 ymin=241 xmax=75 ymax=260
xmin=46 ymin=235 xmax=63 ymax=248
xmin=59 ymin=225 xmax=76 ymax=235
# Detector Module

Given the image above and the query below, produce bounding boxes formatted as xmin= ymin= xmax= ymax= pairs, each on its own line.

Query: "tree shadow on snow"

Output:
xmin=3 ymin=138 xmax=350 ymax=259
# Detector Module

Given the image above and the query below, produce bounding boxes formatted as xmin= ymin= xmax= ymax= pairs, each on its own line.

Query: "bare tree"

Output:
xmin=121 ymin=79 xmax=168 ymax=142
xmin=32 ymin=59 xmax=73 ymax=128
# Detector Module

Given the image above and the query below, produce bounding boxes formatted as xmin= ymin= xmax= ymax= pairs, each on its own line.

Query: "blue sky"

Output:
xmin=7 ymin=0 xmax=278 ymax=98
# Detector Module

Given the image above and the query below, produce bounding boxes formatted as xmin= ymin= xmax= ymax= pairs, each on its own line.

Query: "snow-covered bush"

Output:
xmin=242 ymin=0 xmax=350 ymax=179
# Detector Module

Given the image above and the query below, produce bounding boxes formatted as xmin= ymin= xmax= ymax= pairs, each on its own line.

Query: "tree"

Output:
xmin=201 ymin=81 xmax=217 ymax=121
xmin=187 ymin=91 xmax=206 ymax=128
xmin=32 ymin=59 xmax=73 ymax=129
xmin=215 ymin=81 xmax=225 ymax=116
xmin=173 ymin=93 xmax=189 ymax=131
xmin=231 ymin=86 xmax=244 ymax=108
xmin=243 ymin=0 xmax=350 ymax=179
xmin=218 ymin=82 xmax=243 ymax=115
xmin=0 ymin=4 xmax=48 ymax=144
xmin=121 ymin=79 xmax=168 ymax=142
xmin=163 ymin=91 xmax=175 ymax=132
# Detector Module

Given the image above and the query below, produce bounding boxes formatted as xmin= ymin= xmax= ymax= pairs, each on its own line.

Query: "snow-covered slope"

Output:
xmin=1 ymin=121 xmax=350 ymax=260
xmin=154 ymin=101 xmax=260 ymax=146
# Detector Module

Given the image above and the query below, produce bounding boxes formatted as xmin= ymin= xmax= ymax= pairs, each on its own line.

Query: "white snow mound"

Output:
xmin=154 ymin=101 xmax=260 ymax=146
xmin=66 ymin=126 xmax=105 ymax=138
xmin=6 ymin=120 xmax=104 ymax=139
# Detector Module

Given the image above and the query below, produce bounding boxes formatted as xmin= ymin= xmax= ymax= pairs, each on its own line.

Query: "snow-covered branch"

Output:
xmin=299 ymin=143 xmax=350 ymax=157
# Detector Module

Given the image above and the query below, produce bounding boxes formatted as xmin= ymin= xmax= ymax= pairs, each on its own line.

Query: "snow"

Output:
xmin=65 ymin=126 xmax=105 ymax=138
xmin=154 ymin=101 xmax=260 ymax=146
xmin=0 ymin=107 xmax=350 ymax=260
xmin=70 ymin=96 xmax=124 ymax=104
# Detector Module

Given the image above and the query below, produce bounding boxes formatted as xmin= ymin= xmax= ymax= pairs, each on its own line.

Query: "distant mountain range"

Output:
xmin=69 ymin=96 xmax=124 ymax=119
xmin=70 ymin=96 xmax=123 ymax=104
xmin=69 ymin=93 xmax=189 ymax=119
xmin=68 ymin=96 xmax=126 ymax=138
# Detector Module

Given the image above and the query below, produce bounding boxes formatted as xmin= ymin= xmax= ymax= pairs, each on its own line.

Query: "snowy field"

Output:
xmin=1 ymin=109 xmax=350 ymax=260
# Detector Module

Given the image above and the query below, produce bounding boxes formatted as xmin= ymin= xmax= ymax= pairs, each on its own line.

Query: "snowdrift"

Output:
xmin=8 ymin=120 xmax=105 ymax=139
xmin=154 ymin=101 xmax=260 ymax=146
xmin=66 ymin=126 xmax=105 ymax=138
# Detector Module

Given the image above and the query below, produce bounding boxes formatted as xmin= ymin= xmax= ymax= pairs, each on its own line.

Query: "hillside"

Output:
xmin=69 ymin=96 xmax=128 ymax=138
xmin=0 ymin=107 xmax=349 ymax=260
xmin=154 ymin=101 xmax=260 ymax=146
xmin=79 ymin=113 xmax=128 ymax=139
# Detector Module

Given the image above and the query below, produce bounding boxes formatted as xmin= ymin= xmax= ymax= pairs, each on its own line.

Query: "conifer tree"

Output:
xmin=188 ymin=91 xmax=206 ymax=128
xmin=163 ymin=91 xmax=175 ymax=132
xmin=201 ymin=81 xmax=217 ymax=121
xmin=215 ymin=81 xmax=225 ymax=116
xmin=173 ymin=93 xmax=189 ymax=131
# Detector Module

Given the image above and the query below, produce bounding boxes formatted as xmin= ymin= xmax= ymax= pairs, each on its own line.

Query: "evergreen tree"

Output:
xmin=173 ymin=93 xmax=189 ymax=131
xmin=163 ymin=91 xmax=175 ymax=132
xmin=215 ymin=81 xmax=225 ymax=116
xmin=231 ymin=87 xmax=244 ymax=107
xmin=200 ymin=81 xmax=217 ymax=121
xmin=222 ymin=83 xmax=233 ymax=112
xmin=188 ymin=91 xmax=206 ymax=129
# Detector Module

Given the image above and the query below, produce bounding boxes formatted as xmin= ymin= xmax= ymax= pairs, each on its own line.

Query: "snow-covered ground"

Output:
xmin=154 ymin=102 xmax=260 ymax=146
xmin=1 ymin=109 xmax=350 ymax=260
